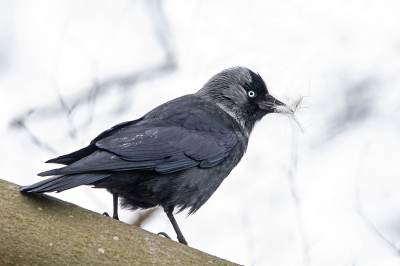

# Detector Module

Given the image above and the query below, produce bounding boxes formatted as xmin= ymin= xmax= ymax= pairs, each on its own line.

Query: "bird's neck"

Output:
xmin=215 ymin=101 xmax=260 ymax=137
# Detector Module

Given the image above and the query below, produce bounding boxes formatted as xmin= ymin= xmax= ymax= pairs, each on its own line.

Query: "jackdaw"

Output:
xmin=20 ymin=66 xmax=290 ymax=245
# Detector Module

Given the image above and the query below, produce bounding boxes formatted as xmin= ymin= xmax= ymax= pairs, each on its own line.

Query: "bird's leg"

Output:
xmin=112 ymin=193 xmax=119 ymax=220
xmin=163 ymin=207 xmax=188 ymax=245
xmin=102 ymin=193 xmax=119 ymax=220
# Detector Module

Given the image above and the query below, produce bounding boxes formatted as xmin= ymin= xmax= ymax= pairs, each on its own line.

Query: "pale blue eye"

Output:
xmin=248 ymin=91 xmax=256 ymax=98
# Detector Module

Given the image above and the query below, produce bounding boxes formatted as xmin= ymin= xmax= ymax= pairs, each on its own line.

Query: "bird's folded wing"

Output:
xmin=96 ymin=125 xmax=237 ymax=174
xmin=39 ymin=125 xmax=237 ymax=176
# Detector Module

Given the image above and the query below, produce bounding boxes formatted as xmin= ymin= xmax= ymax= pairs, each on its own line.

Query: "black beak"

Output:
xmin=259 ymin=94 xmax=288 ymax=113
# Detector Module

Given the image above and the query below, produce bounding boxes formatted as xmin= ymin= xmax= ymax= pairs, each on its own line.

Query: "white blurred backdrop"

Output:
xmin=1 ymin=0 xmax=400 ymax=265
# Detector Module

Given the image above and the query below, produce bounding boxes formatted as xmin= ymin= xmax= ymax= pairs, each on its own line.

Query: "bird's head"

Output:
xmin=197 ymin=66 xmax=289 ymax=133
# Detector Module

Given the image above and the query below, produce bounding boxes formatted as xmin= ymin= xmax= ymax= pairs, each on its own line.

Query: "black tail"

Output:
xmin=45 ymin=145 xmax=98 ymax=165
xmin=20 ymin=173 xmax=110 ymax=193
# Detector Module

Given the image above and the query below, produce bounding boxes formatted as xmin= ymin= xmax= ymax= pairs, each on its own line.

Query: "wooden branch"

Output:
xmin=0 ymin=179 xmax=239 ymax=266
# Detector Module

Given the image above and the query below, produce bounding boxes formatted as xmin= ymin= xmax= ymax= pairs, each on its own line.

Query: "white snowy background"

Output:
xmin=1 ymin=0 xmax=400 ymax=265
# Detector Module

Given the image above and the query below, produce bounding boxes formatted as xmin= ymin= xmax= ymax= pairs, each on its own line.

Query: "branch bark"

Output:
xmin=0 ymin=179 xmax=239 ymax=266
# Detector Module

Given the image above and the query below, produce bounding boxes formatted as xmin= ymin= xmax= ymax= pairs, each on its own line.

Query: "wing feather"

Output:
xmin=39 ymin=101 xmax=239 ymax=176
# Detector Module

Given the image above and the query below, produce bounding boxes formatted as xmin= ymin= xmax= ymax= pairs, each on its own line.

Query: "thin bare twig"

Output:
xmin=286 ymin=129 xmax=310 ymax=266
xmin=10 ymin=112 xmax=58 ymax=155
xmin=355 ymin=144 xmax=400 ymax=255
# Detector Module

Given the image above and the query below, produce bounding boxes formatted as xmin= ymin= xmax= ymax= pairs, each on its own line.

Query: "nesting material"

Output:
xmin=275 ymin=96 xmax=304 ymax=133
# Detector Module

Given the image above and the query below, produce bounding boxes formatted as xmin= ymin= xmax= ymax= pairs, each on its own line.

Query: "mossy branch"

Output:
xmin=0 ymin=179 xmax=239 ymax=266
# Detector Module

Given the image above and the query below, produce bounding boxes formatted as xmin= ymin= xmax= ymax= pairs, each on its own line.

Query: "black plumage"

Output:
xmin=20 ymin=66 xmax=288 ymax=245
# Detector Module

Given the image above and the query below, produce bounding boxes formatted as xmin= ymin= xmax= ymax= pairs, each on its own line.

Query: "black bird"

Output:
xmin=20 ymin=66 xmax=289 ymax=245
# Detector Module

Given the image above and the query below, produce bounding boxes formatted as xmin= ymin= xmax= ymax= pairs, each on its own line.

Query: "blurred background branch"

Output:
xmin=10 ymin=0 xmax=176 ymax=154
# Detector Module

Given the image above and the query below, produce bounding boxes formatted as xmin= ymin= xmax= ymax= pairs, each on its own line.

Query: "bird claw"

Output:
xmin=103 ymin=212 xmax=119 ymax=220
xmin=158 ymin=232 xmax=172 ymax=239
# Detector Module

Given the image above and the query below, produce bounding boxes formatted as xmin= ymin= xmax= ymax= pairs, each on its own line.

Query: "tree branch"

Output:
xmin=0 ymin=179 xmax=238 ymax=266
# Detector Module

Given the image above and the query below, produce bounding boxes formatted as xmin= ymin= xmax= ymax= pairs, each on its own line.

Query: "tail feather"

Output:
xmin=49 ymin=173 xmax=110 ymax=192
xmin=20 ymin=175 xmax=64 ymax=192
xmin=38 ymin=167 xmax=70 ymax=177
xmin=20 ymin=173 xmax=111 ymax=193
xmin=45 ymin=145 xmax=98 ymax=165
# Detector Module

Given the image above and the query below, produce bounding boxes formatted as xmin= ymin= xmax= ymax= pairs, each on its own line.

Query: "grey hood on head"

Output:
xmin=196 ymin=67 xmax=288 ymax=132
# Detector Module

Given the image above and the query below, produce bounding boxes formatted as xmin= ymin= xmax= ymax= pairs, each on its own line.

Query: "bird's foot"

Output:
xmin=102 ymin=212 xmax=119 ymax=220
xmin=158 ymin=232 xmax=172 ymax=239
xmin=158 ymin=232 xmax=188 ymax=245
